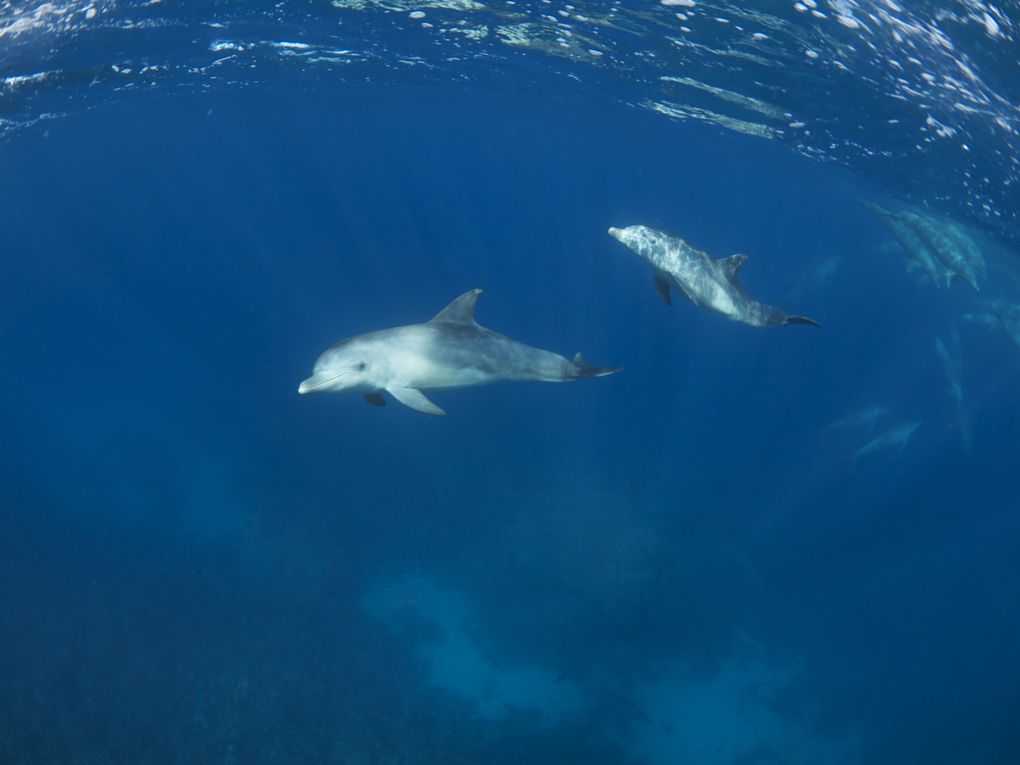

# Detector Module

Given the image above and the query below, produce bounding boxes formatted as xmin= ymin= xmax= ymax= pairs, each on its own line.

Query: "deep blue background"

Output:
xmin=1 ymin=85 xmax=1018 ymax=763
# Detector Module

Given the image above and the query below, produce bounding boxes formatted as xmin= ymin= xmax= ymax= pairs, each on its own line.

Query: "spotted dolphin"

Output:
xmin=865 ymin=203 xmax=983 ymax=291
xmin=901 ymin=211 xmax=982 ymax=291
xmin=608 ymin=225 xmax=819 ymax=328
xmin=865 ymin=202 xmax=949 ymax=288
xmin=298 ymin=289 xmax=620 ymax=415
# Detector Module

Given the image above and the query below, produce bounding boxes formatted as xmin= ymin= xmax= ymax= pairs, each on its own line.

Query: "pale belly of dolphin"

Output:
xmin=396 ymin=361 xmax=496 ymax=391
xmin=671 ymin=270 xmax=739 ymax=317
xmin=705 ymin=283 xmax=738 ymax=316
xmin=428 ymin=341 xmax=570 ymax=388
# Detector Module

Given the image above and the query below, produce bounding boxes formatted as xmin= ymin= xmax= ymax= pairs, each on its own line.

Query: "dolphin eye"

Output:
xmin=357 ymin=362 xmax=367 ymax=371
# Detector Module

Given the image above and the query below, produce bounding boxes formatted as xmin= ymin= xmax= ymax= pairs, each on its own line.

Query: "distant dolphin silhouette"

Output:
xmin=298 ymin=289 xmax=620 ymax=415
xmin=826 ymin=405 xmax=890 ymax=433
xmin=935 ymin=334 xmax=971 ymax=452
xmin=852 ymin=421 xmax=922 ymax=461
xmin=608 ymin=225 xmax=819 ymax=328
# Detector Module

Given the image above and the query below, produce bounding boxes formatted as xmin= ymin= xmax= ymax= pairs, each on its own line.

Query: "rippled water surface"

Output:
xmin=3 ymin=0 xmax=1019 ymax=247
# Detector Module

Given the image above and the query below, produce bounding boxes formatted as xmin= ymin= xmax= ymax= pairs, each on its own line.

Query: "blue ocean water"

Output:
xmin=2 ymin=2 xmax=1019 ymax=764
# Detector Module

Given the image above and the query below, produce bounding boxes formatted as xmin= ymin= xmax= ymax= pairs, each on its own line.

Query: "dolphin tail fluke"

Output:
xmin=783 ymin=314 xmax=821 ymax=328
xmin=571 ymin=352 xmax=621 ymax=379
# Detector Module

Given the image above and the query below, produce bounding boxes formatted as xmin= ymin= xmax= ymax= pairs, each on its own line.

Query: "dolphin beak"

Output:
xmin=298 ymin=374 xmax=330 ymax=395
xmin=298 ymin=369 xmax=355 ymax=395
xmin=608 ymin=227 xmax=624 ymax=242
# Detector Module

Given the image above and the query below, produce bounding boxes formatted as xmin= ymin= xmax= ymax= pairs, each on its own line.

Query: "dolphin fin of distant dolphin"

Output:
xmin=388 ymin=386 xmax=447 ymax=416
xmin=363 ymin=393 xmax=386 ymax=407
xmin=431 ymin=288 xmax=482 ymax=325
xmin=653 ymin=274 xmax=672 ymax=305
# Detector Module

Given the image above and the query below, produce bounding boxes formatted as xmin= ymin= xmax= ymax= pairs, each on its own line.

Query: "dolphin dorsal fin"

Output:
xmin=431 ymin=289 xmax=482 ymax=324
xmin=719 ymin=253 xmax=747 ymax=280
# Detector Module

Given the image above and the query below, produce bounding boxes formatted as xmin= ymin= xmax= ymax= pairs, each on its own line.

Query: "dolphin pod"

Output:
xmin=298 ymin=206 xmax=981 ymax=427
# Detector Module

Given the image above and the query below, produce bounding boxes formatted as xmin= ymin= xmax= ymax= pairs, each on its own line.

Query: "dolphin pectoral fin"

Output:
xmin=719 ymin=253 xmax=748 ymax=280
xmin=363 ymin=393 xmax=386 ymax=407
xmin=653 ymin=274 xmax=672 ymax=305
xmin=387 ymin=387 xmax=446 ymax=416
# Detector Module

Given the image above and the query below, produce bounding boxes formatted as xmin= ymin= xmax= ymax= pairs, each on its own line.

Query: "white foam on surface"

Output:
xmin=1 ymin=2 xmax=68 ymax=39
xmin=2 ymin=71 xmax=51 ymax=90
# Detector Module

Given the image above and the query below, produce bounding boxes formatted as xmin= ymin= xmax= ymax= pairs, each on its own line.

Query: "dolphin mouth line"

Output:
xmin=299 ymin=368 xmax=356 ymax=393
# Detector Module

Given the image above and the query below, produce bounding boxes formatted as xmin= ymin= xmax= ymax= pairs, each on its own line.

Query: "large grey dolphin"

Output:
xmin=608 ymin=225 xmax=820 ymax=328
xmin=298 ymin=289 xmax=620 ymax=415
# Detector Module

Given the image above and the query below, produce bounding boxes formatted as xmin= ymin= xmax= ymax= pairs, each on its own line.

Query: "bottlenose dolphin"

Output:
xmin=608 ymin=225 xmax=819 ymax=328
xmin=298 ymin=289 xmax=620 ymax=415
xmin=852 ymin=421 xmax=922 ymax=461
